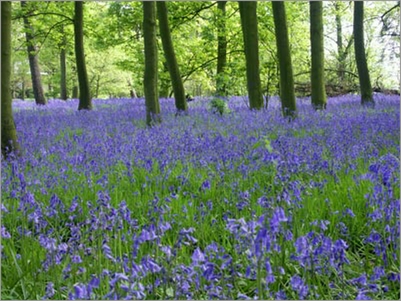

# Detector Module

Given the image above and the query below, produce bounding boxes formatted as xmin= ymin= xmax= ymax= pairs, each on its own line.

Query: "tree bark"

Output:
xmin=74 ymin=1 xmax=92 ymax=110
xmin=2 ymin=1 xmax=20 ymax=158
xmin=272 ymin=1 xmax=297 ymax=118
xmin=59 ymin=25 xmax=68 ymax=100
xmin=334 ymin=2 xmax=345 ymax=82
xmin=143 ymin=1 xmax=161 ymax=125
xmin=216 ymin=1 xmax=227 ymax=96
xmin=157 ymin=1 xmax=187 ymax=113
xmin=353 ymin=1 xmax=374 ymax=106
xmin=239 ymin=1 xmax=263 ymax=110
xmin=21 ymin=81 xmax=25 ymax=100
xmin=72 ymin=85 xmax=78 ymax=99
xmin=310 ymin=1 xmax=327 ymax=110
xmin=21 ymin=1 xmax=47 ymax=105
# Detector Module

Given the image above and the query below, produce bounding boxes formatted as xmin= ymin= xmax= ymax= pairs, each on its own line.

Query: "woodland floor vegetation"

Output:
xmin=1 ymin=94 xmax=400 ymax=300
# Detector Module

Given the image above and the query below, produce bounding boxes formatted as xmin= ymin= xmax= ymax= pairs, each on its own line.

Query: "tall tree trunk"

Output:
xmin=143 ymin=1 xmax=161 ymax=126
xmin=216 ymin=1 xmax=227 ymax=96
xmin=59 ymin=25 xmax=68 ymax=100
xmin=239 ymin=1 xmax=263 ymax=110
xmin=353 ymin=1 xmax=374 ymax=106
xmin=2 ymin=1 xmax=20 ymax=158
xmin=157 ymin=1 xmax=187 ymax=113
xmin=335 ymin=2 xmax=345 ymax=82
xmin=310 ymin=1 xmax=327 ymax=110
xmin=74 ymin=1 xmax=92 ymax=110
xmin=272 ymin=1 xmax=296 ymax=118
xmin=21 ymin=1 xmax=47 ymax=105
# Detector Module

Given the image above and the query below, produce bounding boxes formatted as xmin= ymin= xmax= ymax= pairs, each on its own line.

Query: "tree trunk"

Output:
xmin=353 ymin=1 xmax=374 ymax=106
xmin=334 ymin=2 xmax=345 ymax=82
xmin=143 ymin=1 xmax=161 ymax=126
xmin=216 ymin=1 xmax=227 ymax=96
xmin=74 ymin=1 xmax=92 ymax=110
xmin=157 ymin=1 xmax=187 ymax=113
xmin=2 ymin=1 xmax=20 ymax=158
xmin=21 ymin=1 xmax=47 ymax=105
xmin=21 ymin=81 xmax=25 ymax=100
xmin=310 ymin=1 xmax=327 ymax=110
xmin=59 ymin=26 xmax=68 ymax=100
xmin=95 ymin=75 xmax=100 ymax=98
xmin=239 ymin=1 xmax=263 ymax=110
xmin=72 ymin=85 xmax=78 ymax=99
xmin=272 ymin=1 xmax=296 ymax=118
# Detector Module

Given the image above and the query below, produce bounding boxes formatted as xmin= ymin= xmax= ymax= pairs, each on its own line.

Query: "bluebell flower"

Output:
xmin=355 ymin=289 xmax=371 ymax=300
xmin=1 ymin=226 xmax=11 ymax=239
xmin=192 ymin=247 xmax=205 ymax=264
xmin=290 ymin=275 xmax=309 ymax=299
xmin=43 ymin=282 xmax=55 ymax=299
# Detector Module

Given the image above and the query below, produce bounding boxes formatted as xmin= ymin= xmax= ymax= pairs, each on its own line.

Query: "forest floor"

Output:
xmin=1 ymin=94 xmax=400 ymax=300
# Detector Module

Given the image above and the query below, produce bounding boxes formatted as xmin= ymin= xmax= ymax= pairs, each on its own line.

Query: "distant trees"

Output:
xmin=239 ymin=1 xmax=263 ymax=110
xmin=310 ymin=1 xmax=327 ymax=110
xmin=157 ymin=1 xmax=187 ymax=114
xmin=353 ymin=1 xmax=374 ymax=107
xmin=272 ymin=1 xmax=296 ymax=118
xmin=2 ymin=1 xmax=20 ymax=158
xmin=21 ymin=1 xmax=47 ymax=105
xmin=5 ymin=0 xmax=398 ymax=127
xmin=74 ymin=1 xmax=92 ymax=110
xmin=143 ymin=1 xmax=161 ymax=125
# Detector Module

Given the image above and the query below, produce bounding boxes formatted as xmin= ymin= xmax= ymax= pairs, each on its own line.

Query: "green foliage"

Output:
xmin=209 ymin=97 xmax=230 ymax=115
xmin=8 ymin=1 xmax=400 ymax=99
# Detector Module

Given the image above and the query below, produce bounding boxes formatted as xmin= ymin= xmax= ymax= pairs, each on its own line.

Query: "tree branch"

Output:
xmin=13 ymin=11 xmax=73 ymax=23
xmin=181 ymin=49 xmax=243 ymax=82
xmin=381 ymin=2 xmax=400 ymax=21
xmin=170 ymin=2 xmax=217 ymax=31
xmin=35 ymin=19 xmax=71 ymax=54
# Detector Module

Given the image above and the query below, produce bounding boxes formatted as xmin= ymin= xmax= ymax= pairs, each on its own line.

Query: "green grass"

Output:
xmin=2 ymin=148 xmax=399 ymax=299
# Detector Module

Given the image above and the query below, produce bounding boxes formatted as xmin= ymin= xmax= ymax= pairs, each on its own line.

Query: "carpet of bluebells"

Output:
xmin=1 ymin=94 xmax=400 ymax=300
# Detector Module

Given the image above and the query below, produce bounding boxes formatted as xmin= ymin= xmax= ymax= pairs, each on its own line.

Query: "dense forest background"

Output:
xmin=9 ymin=1 xmax=400 ymax=101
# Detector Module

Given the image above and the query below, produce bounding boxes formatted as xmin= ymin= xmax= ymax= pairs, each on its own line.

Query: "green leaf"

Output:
xmin=264 ymin=138 xmax=273 ymax=153
xmin=166 ymin=287 xmax=174 ymax=298
xmin=252 ymin=140 xmax=263 ymax=150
